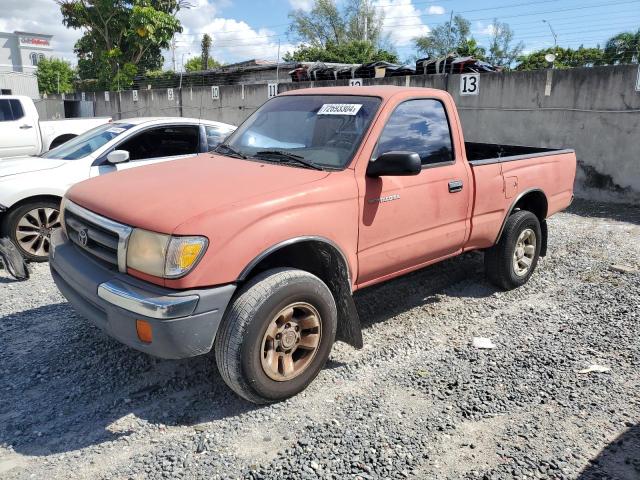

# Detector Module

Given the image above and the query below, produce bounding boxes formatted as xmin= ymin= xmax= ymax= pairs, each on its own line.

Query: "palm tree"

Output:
xmin=604 ymin=29 xmax=640 ymax=64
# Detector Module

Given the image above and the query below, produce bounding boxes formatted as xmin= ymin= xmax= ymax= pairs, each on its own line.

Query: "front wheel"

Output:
xmin=484 ymin=210 xmax=542 ymax=290
xmin=214 ymin=268 xmax=337 ymax=404
xmin=1 ymin=200 xmax=61 ymax=262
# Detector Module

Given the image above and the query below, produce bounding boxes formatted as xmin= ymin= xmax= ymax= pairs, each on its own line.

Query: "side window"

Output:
xmin=9 ymin=100 xmax=24 ymax=120
xmin=205 ymin=125 xmax=231 ymax=150
xmin=117 ymin=125 xmax=200 ymax=161
xmin=0 ymin=100 xmax=13 ymax=121
xmin=30 ymin=53 xmax=38 ymax=66
xmin=373 ymin=99 xmax=454 ymax=166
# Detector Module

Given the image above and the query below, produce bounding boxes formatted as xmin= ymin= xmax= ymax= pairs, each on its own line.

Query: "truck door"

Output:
xmin=357 ymin=98 xmax=471 ymax=285
xmin=0 ymin=99 xmax=40 ymax=157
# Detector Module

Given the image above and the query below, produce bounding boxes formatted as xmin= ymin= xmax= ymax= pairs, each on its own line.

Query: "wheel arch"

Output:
xmin=237 ymin=237 xmax=363 ymax=349
xmin=495 ymin=188 xmax=549 ymax=256
xmin=48 ymin=134 xmax=77 ymax=150
xmin=4 ymin=194 xmax=63 ymax=214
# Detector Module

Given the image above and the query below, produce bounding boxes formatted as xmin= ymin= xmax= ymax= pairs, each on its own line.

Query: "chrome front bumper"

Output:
xmin=97 ymin=280 xmax=199 ymax=320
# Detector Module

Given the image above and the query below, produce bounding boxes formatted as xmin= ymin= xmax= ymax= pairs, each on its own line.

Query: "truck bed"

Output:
xmin=465 ymin=142 xmax=573 ymax=165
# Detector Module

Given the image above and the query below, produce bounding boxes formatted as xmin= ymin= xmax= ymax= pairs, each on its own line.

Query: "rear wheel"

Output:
xmin=214 ymin=268 xmax=337 ymax=404
xmin=485 ymin=210 xmax=542 ymax=290
xmin=1 ymin=200 xmax=61 ymax=262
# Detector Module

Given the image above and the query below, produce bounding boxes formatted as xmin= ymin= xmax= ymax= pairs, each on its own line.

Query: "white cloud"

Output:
xmin=375 ymin=0 xmax=429 ymax=47
xmin=0 ymin=0 xmax=82 ymax=64
xmin=475 ymin=22 xmax=497 ymax=37
xmin=289 ymin=0 xmax=314 ymax=11
xmin=171 ymin=6 xmax=295 ymax=68
xmin=426 ymin=5 xmax=445 ymax=15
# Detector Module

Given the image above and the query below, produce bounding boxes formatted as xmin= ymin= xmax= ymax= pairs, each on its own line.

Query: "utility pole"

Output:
xmin=542 ymin=19 xmax=558 ymax=68
xmin=276 ymin=39 xmax=281 ymax=83
xmin=171 ymin=36 xmax=177 ymax=71
xmin=443 ymin=10 xmax=454 ymax=74
xmin=57 ymin=72 xmax=60 ymax=94
xmin=362 ymin=0 xmax=369 ymax=42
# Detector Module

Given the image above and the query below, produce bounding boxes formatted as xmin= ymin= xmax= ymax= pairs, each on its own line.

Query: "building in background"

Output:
xmin=0 ymin=31 xmax=53 ymax=74
xmin=0 ymin=31 xmax=52 ymax=97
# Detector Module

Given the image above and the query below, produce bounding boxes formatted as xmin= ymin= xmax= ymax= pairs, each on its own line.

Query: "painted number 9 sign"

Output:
xmin=460 ymin=74 xmax=479 ymax=96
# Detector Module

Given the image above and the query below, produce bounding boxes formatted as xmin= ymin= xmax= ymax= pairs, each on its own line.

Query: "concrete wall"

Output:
xmin=71 ymin=65 xmax=640 ymax=193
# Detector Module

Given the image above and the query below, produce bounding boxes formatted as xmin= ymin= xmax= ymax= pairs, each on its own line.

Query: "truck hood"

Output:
xmin=0 ymin=156 xmax=66 ymax=178
xmin=67 ymin=153 xmax=331 ymax=233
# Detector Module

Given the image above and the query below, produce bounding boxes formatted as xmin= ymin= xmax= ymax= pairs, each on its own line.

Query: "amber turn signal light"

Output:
xmin=136 ymin=320 xmax=153 ymax=344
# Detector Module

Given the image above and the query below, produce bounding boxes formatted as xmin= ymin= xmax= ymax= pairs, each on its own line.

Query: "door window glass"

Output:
xmin=117 ymin=125 xmax=200 ymax=161
xmin=374 ymin=99 xmax=454 ymax=166
xmin=205 ymin=125 xmax=233 ymax=150
xmin=0 ymin=100 xmax=12 ymax=121
xmin=9 ymin=100 xmax=24 ymax=120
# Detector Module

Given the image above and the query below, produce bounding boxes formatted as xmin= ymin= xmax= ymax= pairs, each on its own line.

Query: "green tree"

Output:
xmin=36 ymin=58 xmax=76 ymax=94
xmin=284 ymin=40 xmax=398 ymax=64
xmin=457 ymin=38 xmax=486 ymax=59
xmin=516 ymin=46 xmax=605 ymax=71
xmin=58 ymin=0 xmax=186 ymax=90
xmin=414 ymin=15 xmax=471 ymax=58
xmin=604 ymin=29 xmax=640 ymax=64
xmin=487 ymin=19 xmax=524 ymax=68
xmin=288 ymin=0 xmax=386 ymax=47
xmin=184 ymin=56 xmax=222 ymax=72
xmin=201 ymin=33 xmax=212 ymax=71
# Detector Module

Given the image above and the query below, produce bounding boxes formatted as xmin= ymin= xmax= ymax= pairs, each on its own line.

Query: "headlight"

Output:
xmin=126 ymin=228 xmax=208 ymax=278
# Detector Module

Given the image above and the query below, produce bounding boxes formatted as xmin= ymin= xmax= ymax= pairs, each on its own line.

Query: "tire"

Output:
xmin=485 ymin=210 xmax=542 ymax=290
xmin=215 ymin=268 xmax=337 ymax=404
xmin=0 ymin=199 xmax=61 ymax=262
xmin=49 ymin=135 xmax=76 ymax=150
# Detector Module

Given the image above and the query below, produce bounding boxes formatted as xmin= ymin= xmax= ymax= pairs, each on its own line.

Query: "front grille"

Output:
xmin=64 ymin=201 xmax=132 ymax=272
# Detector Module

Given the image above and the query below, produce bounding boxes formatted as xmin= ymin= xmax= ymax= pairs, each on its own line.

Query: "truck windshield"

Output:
xmin=42 ymin=123 xmax=134 ymax=160
xmin=222 ymin=95 xmax=381 ymax=169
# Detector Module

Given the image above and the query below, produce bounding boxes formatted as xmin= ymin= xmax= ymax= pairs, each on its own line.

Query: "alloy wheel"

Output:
xmin=260 ymin=302 xmax=322 ymax=381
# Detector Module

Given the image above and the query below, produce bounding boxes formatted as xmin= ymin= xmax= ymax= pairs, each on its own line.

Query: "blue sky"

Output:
xmin=171 ymin=0 xmax=640 ymax=65
xmin=1 ymin=0 xmax=639 ymax=67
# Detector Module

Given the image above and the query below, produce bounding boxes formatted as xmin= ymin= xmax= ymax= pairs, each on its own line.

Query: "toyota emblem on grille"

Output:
xmin=78 ymin=229 xmax=89 ymax=247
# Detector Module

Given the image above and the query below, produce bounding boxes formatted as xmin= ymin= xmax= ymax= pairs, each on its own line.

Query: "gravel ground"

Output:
xmin=0 ymin=198 xmax=638 ymax=480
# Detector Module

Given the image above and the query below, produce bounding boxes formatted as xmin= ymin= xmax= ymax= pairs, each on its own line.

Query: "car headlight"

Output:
xmin=126 ymin=228 xmax=208 ymax=278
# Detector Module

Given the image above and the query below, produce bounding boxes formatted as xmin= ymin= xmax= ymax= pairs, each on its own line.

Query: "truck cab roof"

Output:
xmin=281 ymin=85 xmax=447 ymax=101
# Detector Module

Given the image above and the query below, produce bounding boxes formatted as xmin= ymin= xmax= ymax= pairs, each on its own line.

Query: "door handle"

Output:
xmin=448 ymin=180 xmax=463 ymax=193
xmin=19 ymin=124 xmax=33 ymax=129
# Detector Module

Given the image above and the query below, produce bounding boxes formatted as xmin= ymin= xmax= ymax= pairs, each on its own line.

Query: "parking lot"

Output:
xmin=0 ymin=198 xmax=638 ymax=480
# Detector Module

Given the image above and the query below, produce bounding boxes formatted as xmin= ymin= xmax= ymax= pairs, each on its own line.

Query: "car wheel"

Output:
xmin=214 ymin=268 xmax=337 ymax=404
xmin=1 ymin=200 xmax=61 ymax=262
xmin=485 ymin=210 xmax=542 ymax=290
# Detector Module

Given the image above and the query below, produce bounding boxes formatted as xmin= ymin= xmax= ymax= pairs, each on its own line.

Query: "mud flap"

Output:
xmin=0 ymin=238 xmax=30 ymax=281
xmin=540 ymin=220 xmax=548 ymax=257
xmin=335 ymin=292 xmax=364 ymax=349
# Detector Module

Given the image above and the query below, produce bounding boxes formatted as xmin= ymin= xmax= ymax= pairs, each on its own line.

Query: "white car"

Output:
xmin=0 ymin=117 xmax=236 ymax=262
xmin=0 ymin=95 xmax=111 ymax=157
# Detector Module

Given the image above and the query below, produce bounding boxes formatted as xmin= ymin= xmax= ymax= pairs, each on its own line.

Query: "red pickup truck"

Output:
xmin=50 ymin=86 xmax=576 ymax=404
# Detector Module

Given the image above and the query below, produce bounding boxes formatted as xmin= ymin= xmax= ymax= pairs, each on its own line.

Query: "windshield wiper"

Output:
xmin=255 ymin=150 xmax=323 ymax=171
xmin=214 ymin=143 xmax=247 ymax=159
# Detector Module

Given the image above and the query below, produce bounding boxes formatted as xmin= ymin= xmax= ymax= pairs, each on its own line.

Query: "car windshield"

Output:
xmin=222 ymin=95 xmax=381 ymax=169
xmin=42 ymin=123 xmax=134 ymax=160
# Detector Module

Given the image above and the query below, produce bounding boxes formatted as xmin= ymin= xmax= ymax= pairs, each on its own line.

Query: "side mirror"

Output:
xmin=106 ymin=150 xmax=130 ymax=164
xmin=367 ymin=151 xmax=421 ymax=177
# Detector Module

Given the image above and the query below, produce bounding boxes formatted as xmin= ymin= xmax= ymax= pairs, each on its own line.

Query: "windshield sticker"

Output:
xmin=106 ymin=127 xmax=126 ymax=134
xmin=317 ymin=104 xmax=362 ymax=115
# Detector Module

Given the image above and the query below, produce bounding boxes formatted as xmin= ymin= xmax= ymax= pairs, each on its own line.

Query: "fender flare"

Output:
xmin=237 ymin=236 xmax=363 ymax=349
